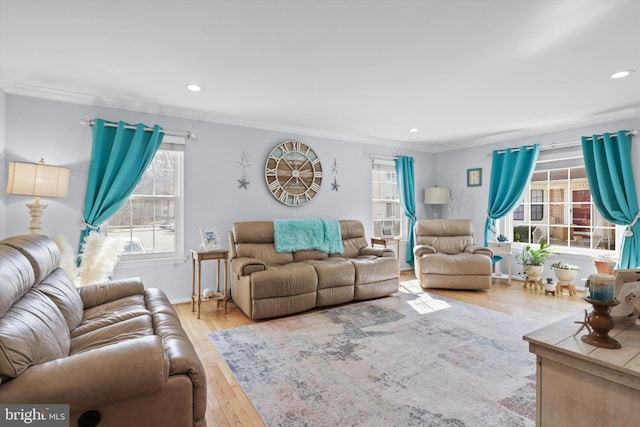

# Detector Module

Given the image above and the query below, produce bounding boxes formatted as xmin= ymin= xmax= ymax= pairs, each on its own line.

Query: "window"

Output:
xmin=510 ymin=157 xmax=616 ymax=254
xmin=530 ymin=189 xmax=544 ymax=221
xmin=513 ymin=205 xmax=524 ymax=221
xmin=106 ymin=136 xmax=184 ymax=260
xmin=372 ymin=160 xmax=403 ymax=238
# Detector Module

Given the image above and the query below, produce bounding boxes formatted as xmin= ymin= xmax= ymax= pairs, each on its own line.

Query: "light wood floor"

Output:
xmin=175 ymin=274 xmax=589 ymax=427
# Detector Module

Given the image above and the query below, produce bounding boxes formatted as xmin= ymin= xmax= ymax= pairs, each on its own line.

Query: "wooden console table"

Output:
xmin=191 ymin=249 xmax=228 ymax=319
xmin=523 ymin=312 xmax=640 ymax=426
xmin=371 ymin=237 xmax=400 ymax=262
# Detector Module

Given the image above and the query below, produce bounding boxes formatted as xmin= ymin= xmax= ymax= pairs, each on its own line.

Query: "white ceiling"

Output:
xmin=1 ymin=0 xmax=639 ymax=152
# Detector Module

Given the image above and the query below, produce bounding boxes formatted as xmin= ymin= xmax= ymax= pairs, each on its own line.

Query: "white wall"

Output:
xmin=2 ymin=94 xmax=434 ymax=301
xmin=0 ymin=90 xmax=5 ymax=238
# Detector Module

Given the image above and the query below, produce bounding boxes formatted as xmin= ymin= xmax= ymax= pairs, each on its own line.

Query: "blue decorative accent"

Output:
xmin=79 ymin=119 xmax=164 ymax=256
xmin=582 ymin=130 xmax=639 ymax=269
xmin=484 ymin=145 xmax=539 ymax=246
xmin=395 ymin=156 xmax=416 ymax=266
xmin=274 ymin=218 xmax=343 ymax=254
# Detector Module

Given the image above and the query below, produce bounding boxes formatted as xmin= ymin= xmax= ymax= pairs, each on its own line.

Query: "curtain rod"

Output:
xmin=80 ymin=119 xmax=196 ymax=139
xmin=369 ymin=153 xmax=399 ymax=161
xmin=490 ymin=129 xmax=637 ymax=156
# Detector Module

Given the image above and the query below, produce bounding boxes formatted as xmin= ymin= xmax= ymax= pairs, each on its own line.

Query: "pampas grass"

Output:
xmin=54 ymin=232 xmax=125 ymax=287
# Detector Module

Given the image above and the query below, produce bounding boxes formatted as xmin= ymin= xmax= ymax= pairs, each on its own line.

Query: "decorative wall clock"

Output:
xmin=265 ymin=140 xmax=323 ymax=206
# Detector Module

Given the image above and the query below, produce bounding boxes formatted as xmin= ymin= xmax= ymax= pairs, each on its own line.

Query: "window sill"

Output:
xmin=116 ymin=255 xmax=187 ymax=268
xmin=510 ymin=242 xmax=615 ymax=259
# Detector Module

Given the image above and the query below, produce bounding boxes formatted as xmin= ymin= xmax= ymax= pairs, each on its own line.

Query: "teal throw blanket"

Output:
xmin=274 ymin=218 xmax=343 ymax=254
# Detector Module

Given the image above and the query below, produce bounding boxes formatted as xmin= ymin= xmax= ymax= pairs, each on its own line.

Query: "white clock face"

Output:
xmin=265 ymin=140 xmax=323 ymax=206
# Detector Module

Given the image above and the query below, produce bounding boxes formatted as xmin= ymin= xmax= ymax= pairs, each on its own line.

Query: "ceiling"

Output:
xmin=1 ymin=0 xmax=640 ymax=153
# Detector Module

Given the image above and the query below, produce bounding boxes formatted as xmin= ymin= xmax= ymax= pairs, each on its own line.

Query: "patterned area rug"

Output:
xmin=210 ymin=287 xmax=543 ymax=426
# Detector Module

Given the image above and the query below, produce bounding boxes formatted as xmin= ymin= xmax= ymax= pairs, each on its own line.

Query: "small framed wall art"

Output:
xmin=467 ymin=168 xmax=482 ymax=187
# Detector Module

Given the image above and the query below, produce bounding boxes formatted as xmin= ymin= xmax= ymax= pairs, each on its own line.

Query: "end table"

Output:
xmin=370 ymin=237 xmax=401 ymax=262
xmin=191 ymin=249 xmax=229 ymax=319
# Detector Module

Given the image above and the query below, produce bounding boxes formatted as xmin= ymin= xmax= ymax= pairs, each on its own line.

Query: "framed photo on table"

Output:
xmin=467 ymin=168 xmax=482 ymax=187
xmin=200 ymin=227 xmax=221 ymax=250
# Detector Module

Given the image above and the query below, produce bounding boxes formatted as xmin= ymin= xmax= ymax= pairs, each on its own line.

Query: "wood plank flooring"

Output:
xmin=175 ymin=274 xmax=589 ymax=427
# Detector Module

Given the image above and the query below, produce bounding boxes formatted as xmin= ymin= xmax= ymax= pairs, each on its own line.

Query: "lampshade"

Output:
xmin=424 ymin=187 xmax=450 ymax=205
xmin=6 ymin=160 xmax=70 ymax=198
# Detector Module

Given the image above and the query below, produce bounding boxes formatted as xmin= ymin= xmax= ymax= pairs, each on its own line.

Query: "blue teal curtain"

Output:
xmin=395 ymin=156 xmax=416 ymax=265
xmin=79 ymin=119 xmax=164 ymax=253
xmin=484 ymin=145 xmax=540 ymax=246
xmin=582 ymin=130 xmax=639 ymax=269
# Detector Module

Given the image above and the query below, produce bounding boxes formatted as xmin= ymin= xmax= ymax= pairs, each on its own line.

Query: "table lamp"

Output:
xmin=424 ymin=186 xmax=450 ymax=218
xmin=5 ymin=159 xmax=70 ymax=234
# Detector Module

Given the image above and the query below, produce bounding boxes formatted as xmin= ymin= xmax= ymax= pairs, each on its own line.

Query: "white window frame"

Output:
xmin=371 ymin=159 xmax=406 ymax=239
xmin=506 ymin=153 xmax=622 ymax=259
xmin=108 ymin=136 xmax=185 ymax=266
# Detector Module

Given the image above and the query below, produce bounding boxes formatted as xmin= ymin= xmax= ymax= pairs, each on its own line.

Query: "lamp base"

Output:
xmin=25 ymin=202 xmax=47 ymax=235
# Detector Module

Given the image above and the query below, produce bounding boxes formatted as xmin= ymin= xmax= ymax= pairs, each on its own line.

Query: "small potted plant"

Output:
xmin=515 ymin=239 xmax=555 ymax=281
xmin=544 ymin=277 xmax=556 ymax=293
xmin=551 ymin=261 xmax=580 ymax=283
xmin=593 ymin=254 xmax=616 ymax=274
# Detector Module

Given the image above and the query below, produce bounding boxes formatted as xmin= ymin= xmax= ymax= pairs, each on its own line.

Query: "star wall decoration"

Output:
xmin=238 ymin=176 xmax=250 ymax=189
xmin=331 ymin=177 xmax=340 ymax=191
xmin=332 ymin=159 xmax=338 ymax=174
xmin=238 ymin=152 xmax=251 ymax=169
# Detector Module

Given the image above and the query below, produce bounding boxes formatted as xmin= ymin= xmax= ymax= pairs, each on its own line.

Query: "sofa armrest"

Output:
xmin=231 ymin=257 xmax=267 ymax=276
xmin=413 ymin=244 xmax=436 ymax=258
xmin=359 ymin=247 xmax=394 ymax=257
xmin=78 ymin=277 xmax=145 ymax=309
xmin=0 ymin=336 xmax=168 ymax=408
xmin=465 ymin=246 xmax=494 ymax=258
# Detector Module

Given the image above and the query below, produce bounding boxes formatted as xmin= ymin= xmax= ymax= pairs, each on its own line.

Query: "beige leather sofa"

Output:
xmin=413 ymin=219 xmax=493 ymax=290
xmin=0 ymin=235 xmax=206 ymax=427
xmin=228 ymin=220 xmax=400 ymax=320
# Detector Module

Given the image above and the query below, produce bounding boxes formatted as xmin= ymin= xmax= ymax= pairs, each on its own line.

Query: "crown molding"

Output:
xmin=5 ymin=82 xmax=640 ymax=155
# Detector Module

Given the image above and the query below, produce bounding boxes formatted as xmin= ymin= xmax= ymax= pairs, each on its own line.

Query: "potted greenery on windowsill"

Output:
xmin=551 ymin=262 xmax=580 ymax=283
xmin=515 ymin=239 xmax=555 ymax=281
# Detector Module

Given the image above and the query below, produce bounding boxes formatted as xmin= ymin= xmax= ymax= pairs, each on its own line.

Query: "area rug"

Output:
xmin=209 ymin=289 xmax=543 ymax=426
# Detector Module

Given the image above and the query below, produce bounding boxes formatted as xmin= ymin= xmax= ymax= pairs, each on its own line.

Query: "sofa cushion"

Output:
xmin=72 ymin=294 xmax=148 ymax=338
xmin=340 ymin=221 xmax=368 ymax=258
xmin=0 ymin=290 xmax=70 ymax=382
xmin=37 ymin=268 xmax=84 ymax=330
xmin=419 ymin=252 xmax=491 ymax=275
xmin=236 ymin=243 xmax=293 ymax=266
xmin=250 ymin=263 xmax=318 ymax=299
xmin=351 ymin=257 xmax=400 ymax=285
xmin=1 ymin=235 xmax=61 ymax=285
xmin=0 ymin=245 xmax=35 ymax=317
xmin=293 ymin=250 xmax=329 ymax=262
xmin=304 ymin=258 xmax=355 ymax=289
xmin=70 ymin=315 xmax=154 ymax=354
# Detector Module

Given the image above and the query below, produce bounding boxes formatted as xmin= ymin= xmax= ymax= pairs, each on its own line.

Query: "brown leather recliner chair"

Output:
xmin=413 ymin=219 xmax=493 ymax=290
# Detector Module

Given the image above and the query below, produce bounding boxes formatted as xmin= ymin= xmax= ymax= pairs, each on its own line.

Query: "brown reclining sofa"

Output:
xmin=0 ymin=235 xmax=206 ymax=427
xmin=228 ymin=219 xmax=400 ymax=320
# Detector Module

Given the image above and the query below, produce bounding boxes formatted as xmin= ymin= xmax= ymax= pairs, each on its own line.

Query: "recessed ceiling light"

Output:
xmin=610 ymin=70 xmax=635 ymax=79
xmin=187 ymin=83 xmax=202 ymax=91
xmin=409 ymin=128 xmax=419 ymax=133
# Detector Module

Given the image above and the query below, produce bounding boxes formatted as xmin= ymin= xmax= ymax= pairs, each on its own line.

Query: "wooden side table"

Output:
xmin=488 ymin=241 xmax=512 ymax=284
xmin=191 ymin=249 xmax=229 ymax=319
xmin=371 ymin=237 xmax=400 ymax=262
